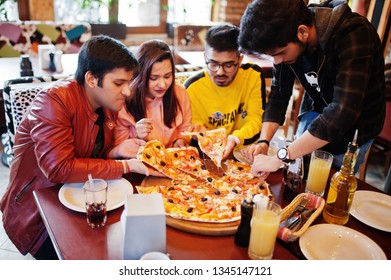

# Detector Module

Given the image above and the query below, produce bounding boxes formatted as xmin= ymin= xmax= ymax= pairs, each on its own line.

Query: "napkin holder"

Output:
xmin=38 ymin=45 xmax=55 ymax=70
xmin=277 ymin=193 xmax=325 ymax=242
xmin=121 ymin=193 xmax=166 ymax=260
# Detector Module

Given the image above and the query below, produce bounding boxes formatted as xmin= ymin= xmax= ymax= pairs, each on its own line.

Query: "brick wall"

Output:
xmin=216 ymin=0 xmax=252 ymax=27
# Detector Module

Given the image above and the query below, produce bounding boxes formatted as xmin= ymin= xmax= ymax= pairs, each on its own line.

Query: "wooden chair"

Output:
xmin=384 ymin=166 xmax=391 ymax=194
xmin=366 ymin=0 xmax=391 ymax=56
xmin=359 ymin=101 xmax=391 ymax=181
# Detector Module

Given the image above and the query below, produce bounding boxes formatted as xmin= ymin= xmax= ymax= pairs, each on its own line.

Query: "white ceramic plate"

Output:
xmin=350 ymin=190 xmax=391 ymax=232
xmin=299 ymin=224 xmax=386 ymax=260
xmin=58 ymin=178 xmax=133 ymax=213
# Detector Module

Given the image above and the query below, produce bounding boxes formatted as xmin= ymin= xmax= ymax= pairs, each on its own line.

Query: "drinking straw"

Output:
xmin=88 ymin=173 xmax=96 ymax=205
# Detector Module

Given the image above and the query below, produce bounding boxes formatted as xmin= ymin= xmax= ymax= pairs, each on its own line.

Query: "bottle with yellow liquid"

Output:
xmin=323 ymin=130 xmax=359 ymax=225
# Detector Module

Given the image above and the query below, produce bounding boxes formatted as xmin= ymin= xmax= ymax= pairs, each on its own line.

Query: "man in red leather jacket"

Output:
xmin=0 ymin=35 xmax=158 ymax=259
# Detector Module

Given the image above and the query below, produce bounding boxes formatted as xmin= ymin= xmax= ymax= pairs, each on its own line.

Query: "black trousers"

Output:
xmin=33 ymin=236 xmax=59 ymax=260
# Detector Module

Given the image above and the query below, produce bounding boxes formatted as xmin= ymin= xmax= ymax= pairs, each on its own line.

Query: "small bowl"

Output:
xmin=140 ymin=252 xmax=170 ymax=260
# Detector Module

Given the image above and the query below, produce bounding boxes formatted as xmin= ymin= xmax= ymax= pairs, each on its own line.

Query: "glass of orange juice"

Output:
xmin=248 ymin=200 xmax=282 ymax=260
xmin=305 ymin=150 xmax=334 ymax=197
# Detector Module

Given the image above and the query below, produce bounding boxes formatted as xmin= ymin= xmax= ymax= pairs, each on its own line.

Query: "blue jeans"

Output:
xmin=295 ymin=111 xmax=373 ymax=174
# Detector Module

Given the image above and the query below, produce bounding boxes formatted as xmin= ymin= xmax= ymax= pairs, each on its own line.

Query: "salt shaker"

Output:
xmin=20 ymin=54 xmax=34 ymax=77
xmin=48 ymin=51 xmax=56 ymax=72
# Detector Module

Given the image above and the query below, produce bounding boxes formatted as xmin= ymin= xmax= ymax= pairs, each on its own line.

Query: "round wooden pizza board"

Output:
xmin=139 ymin=176 xmax=240 ymax=236
xmin=166 ymin=216 xmax=239 ymax=236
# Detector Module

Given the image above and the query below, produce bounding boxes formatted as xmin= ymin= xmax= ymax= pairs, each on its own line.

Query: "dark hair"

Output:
xmin=75 ymin=35 xmax=138 ymax=85
xmin=205 ymin=24 xmax=240 ymax=53
xmin=126 ymin=39 xmax=178 ymax=128
xmin=238 ymin=0 xmax=312 ymax=55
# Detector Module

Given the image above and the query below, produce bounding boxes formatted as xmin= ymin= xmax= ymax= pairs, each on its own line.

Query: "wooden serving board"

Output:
xmin=139 ymin=176 xmax=240 ymax=236
xmin=166 ymin=216 xmax=239 ymax=236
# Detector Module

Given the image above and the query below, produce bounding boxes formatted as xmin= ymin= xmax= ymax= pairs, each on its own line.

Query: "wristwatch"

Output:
xmin=277 ymin=146 xmax=295 ymax=163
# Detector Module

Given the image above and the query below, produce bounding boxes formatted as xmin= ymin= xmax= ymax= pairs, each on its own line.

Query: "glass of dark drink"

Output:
xmin=83 ymin=179 xmax=108 ymax=228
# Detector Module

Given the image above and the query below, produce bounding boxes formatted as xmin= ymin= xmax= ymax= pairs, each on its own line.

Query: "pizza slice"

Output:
xmin=220 ymin=174 xmax=272 ymax=199
xmin=137 ymin=140 xmax=195 ymax=181
xmin=224 ymin=159 xmax=254 ymax=181
xmin=182 ymin=128 xmax=227 ymax=168
xmin=166 ymin=146 xmax=214 ymax=181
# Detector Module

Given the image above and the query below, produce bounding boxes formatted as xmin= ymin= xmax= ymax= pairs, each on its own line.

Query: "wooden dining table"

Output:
xmin=0 ymin=54 xmax=78 ymax=90
xmin=33 ymin=169 xmax=391 ymax=260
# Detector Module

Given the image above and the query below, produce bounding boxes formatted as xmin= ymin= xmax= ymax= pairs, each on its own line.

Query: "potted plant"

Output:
xmin=78 ymin=0 xmax=127 ymax=39
xmin=0 ymin=0 xmax=18 ymax=21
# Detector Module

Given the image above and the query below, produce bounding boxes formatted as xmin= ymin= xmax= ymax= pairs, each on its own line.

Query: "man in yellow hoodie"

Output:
xmin=184 ymin=24 xmax=267 ymax=159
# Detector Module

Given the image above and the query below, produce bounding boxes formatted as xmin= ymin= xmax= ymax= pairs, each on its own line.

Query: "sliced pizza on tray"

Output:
xmin=137 ymin=140 xmax=195 ymax=181
xmin=223 ymin=159 xmax=254 ymax=181
xmin=182 ymin=128 xmax=227 ymax=168
xmin=166 ymin=146 xmax=214 ymax=182
xmin=136 ymin=176 xmax=272 ymax=223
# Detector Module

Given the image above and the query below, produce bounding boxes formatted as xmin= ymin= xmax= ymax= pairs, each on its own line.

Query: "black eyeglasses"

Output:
xmin=205 ymin=56 xmax=239 ymax=73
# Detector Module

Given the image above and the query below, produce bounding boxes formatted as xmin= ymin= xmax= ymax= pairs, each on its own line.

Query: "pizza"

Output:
xmin=137 ymin=140 xmax=195 ymax=181
xmin=137 ymin=176 xmax=271 ymax=222
xmin=224 ymin=159 xmax=253 ymax=180
xmin=136 ymin=159 xmax=272 ymax=223
xmin=165 ymin=146 xmax=214 ymax=182
xmin=182 ymin=128 xmax=227 ymax=168
xmin=137 ymin=139 xmax=272 ymax=223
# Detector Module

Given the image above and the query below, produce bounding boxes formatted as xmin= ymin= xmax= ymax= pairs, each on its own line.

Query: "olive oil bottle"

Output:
xmin=323 ymin=130 xmax=359 ymax=225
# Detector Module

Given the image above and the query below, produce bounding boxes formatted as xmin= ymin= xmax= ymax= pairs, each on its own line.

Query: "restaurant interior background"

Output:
xmin=0 ymin=0 xmax=390 ymax=259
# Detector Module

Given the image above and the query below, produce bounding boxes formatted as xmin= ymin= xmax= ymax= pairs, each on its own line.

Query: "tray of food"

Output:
xmin=135 ymin=137 xmax=272 ymax=236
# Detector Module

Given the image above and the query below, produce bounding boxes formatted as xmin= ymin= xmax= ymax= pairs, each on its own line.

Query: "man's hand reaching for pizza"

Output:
xmin=240 ymin=141 xmax=269 ymax=163
xmin=223 ymin=136 xmax=237 ymax=160
xmin=135 ymin=118 xmax=154 ymax=139
xmin=108 ymin=138 xmax=145 ymax=159
xmin=125 ymin=159 xmax=164 ymax=177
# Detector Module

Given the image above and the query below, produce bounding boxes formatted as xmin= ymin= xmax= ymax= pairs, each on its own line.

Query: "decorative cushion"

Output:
xmin=0 ymin=21 xmax=92 ymax=57
xmin=174 ymin=64 xmax=203 ymax=85
xmin=175 ymin=64 xmax=203 ymax=73
xmin=2 ymin=75 xmax=71 ymax=166
xmin=173 ymin=23 xmax=216 ymax=51
xmin=175 ymin=72 xmax=198 ymax=85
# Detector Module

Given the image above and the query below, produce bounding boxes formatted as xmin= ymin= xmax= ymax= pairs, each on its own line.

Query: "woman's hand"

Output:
xmin=187 ymin=123 xmax=206 ymax=133
xmin=135 ymin=118 xmax=154 ymax=139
